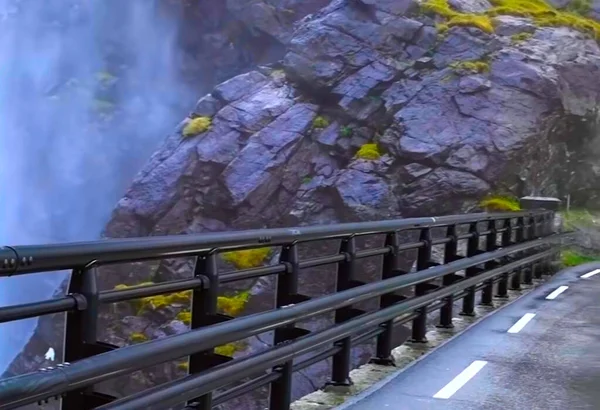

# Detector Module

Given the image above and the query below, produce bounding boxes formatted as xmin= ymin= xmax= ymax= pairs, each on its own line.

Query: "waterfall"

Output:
xmin=0 ymin=0 xmax=195 ymax=372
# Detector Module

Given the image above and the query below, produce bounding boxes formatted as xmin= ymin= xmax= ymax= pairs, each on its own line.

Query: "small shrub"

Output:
xmin=479 ymin=195 xmax=521 ymax=211
xmin=129 ymin=332 xmax=148 ymax=344
xmin=356 ymin=143 xmax=382 ymax=160
xmin=182 ymin=116 xmax=212 ymax=137
xmin=511 ymin=32 xmax=533 ymax=43
xmin=221 ymin=247 xmax=272 ymax=269
xmin=312 ymin=116 xmax=330 ymax=129
xmin=340 ymin=126 xmax=353 ymax=138
xmin=561 ymin=249 xmax=600 ymax=267
xmin=450 ymin=60 xmax=490 ymax=74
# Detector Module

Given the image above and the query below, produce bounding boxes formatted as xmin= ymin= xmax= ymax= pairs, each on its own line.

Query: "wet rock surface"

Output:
xmin=6 ymin=0 xmax=600 ymax=409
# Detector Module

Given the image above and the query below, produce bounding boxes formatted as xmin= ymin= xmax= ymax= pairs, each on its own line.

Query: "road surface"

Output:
xmin=338 ymin=263 xmax=600 ymax=410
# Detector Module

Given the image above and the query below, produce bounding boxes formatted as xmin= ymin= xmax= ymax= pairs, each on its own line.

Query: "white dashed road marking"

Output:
xmin=581 ymin=269 xmax=600 ymax=279
xmin=433 ymin=360 xmax=488 ymax=399
xmin=507 ymin=313 xmax=536 ymax=334
xmin=546 ymin=285 xmax=569 ymax=300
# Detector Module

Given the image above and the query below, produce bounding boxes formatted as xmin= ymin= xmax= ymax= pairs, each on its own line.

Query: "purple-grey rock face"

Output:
xmin=6 ymin=0 xmax=600 ymax=409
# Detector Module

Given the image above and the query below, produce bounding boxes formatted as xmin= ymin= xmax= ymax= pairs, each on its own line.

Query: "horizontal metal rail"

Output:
xmin=98 ymin=249 xmax=554 ymax=410
xmin=0 ymin=211 xmax=542 ymax=276
xmin=0 ymin=230 xmax=563 ymax=409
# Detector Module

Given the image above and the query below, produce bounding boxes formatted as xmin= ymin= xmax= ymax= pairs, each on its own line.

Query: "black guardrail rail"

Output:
xmin=0 ymin=210 xmax=564 ymax=410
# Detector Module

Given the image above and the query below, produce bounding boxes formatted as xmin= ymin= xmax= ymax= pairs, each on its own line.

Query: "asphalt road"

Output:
xmin=338 ymin=263 xmax=600 ymax=410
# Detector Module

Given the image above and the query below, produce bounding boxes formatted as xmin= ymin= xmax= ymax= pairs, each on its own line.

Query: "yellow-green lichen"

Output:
xmin=422 ymin=0 xmax=494 ymax=33
xmin=221 ymin=247 xmax=272 ymax=269
xmin=422 ymin=0 xmax=600 ymax=39
xmin=218 ymin=291 xmax=251 ymax=316
xmin=182 ymin=116 xmax=212 ymax=137
xmin=356 ymin=143 xmax=382 ymax=160
xmin=450 ymin=60 xmax=490 ymax=74
xmin=312 ymin=115 xmax=330 ymax=129
xmin=479 ymin=194 xmax=522 ymax=211
xmin=129 ymin=332 xmax=148 ymax=344
xmin=114 ymin=283 xmax=251 ymax=318
xmin=176 ymin=310 xmax=191 ymax=325
xmin=215 ymin=341 xmax=247 ymax=357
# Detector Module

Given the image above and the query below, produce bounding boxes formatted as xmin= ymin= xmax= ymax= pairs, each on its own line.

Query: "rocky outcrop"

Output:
xmin=7 ymin=0 xmax=600 ymax=408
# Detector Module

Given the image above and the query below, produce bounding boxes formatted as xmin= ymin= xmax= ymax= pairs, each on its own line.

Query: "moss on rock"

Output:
xmin=221 ymin=247 xmax=272 ymax=269
xmin=422 ymin=0 xmax=600 ymax=39
xmin=182 ymin=116 xmax=212 ymax=137
xmin=479 ymin=194 xmax=521 ymax=211
xmin=356 ymin=143 xmax=382 ymax=160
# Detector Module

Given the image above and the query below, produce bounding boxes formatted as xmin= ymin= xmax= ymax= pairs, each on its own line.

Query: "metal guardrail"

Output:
xmin=0 ymin=210 xmax=562 ymax=410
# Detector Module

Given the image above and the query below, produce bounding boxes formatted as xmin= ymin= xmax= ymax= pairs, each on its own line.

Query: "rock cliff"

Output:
xmin=6 ymin=0 xmax=600 ymax=408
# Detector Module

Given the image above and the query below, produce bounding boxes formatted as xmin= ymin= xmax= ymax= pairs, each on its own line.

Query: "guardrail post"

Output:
xmin=271 ymin=242 xmax=307 ymax=409
xmin=460 ymin=222 xmax=479 ymax=317
xmin=64 ymin=266 xmax=116 ymax=408
xmin=496 ymin=218 xmax=512 ymax=298
xmin=437 ymin=224 xmax=458 ymax=329
xmin=411 ymin=228 xmax=432 ymax=342
xmin=328 ymin=236 xmax=359 ymax=386
xmin=510 ymin=216 xmax=525 ymax=290
xmin=188 ymin=252 xmax=222 ymax=410
xmin=481 ymin=220 xmax=497 ymax=306
xmin=370 ymin=231 xmax=407 ymax=366
xmin=523 ymin=215 xmax=537 ymax=284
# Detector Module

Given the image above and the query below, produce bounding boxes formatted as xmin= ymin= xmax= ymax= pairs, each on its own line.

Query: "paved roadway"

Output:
xmin=338 ymin=263 xmax=600 ymax=410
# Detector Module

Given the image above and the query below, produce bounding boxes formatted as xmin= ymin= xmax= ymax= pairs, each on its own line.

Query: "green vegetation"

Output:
xmin=217 ymin=291 xmax=251 ymax=316
xmin=567 ymin=0 xmax=592 ymax=15
xmin=511 ymin=32 xmax=534 ymax=43
xmin=562 ymin=209 xmax=598 ymax=230
xmin=422 ymin=0 xmax=600 ymax=39
xmin=479 ymin=194 xmax=522 ymax=211
xmin=561 ymin=249 xmax=600 ymax=267
xmin=112 ymin=283 xmax=252 ymax=317
xmin=422 ymin=0 xmax=494 ymax=33
xmin=177 ymin=361 xmax=189 ymax=371
xmin=182 ymin=116 xmax=212 ymax=137
xmin=356 ymin=143 xmax=382 ymax=160
xmin=215 ymin=341 xmax=247 ymax=357
xmin=312 ymin=116 xmax=330 ymax=129
xmin=449 ymin=59 xmax=490 ymax=74
xmin=340 ymin=126 xmax=353 ymax=138
xmin=176 ymin=310 xmax=191 ymax=325
xmin=221 ymin=247 xmax=272 ymax=269
xmin=302 ymin=175 xmax=313 ymax=184
xmin=129 ymin=332 xmax=148 ymax=344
